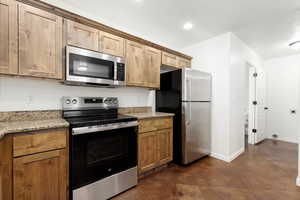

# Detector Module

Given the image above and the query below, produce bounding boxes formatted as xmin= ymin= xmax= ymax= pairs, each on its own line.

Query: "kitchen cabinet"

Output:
xmin=178 ymin=57 xmax=191 ymax=68
xmin=138 ymin=132 xmax=158 ymax=173
xmin=144 ymin=46 xmax=161 ymax=88
xmin=162 ymin=52 xmax=178 ymax=68
xmin=0 ymin=0 xmax=18 ymax=75
xmin=157 ymin=129 xmax=173 ymax=165
xmin=126 ymin=41 xmax=162 ymax=89
xmin=100 ymin=31 xmax=125 ymax=57
xmin=125 ymin=40 xmax=146 ymax=87
xmin=13 ymin=149 xmax=67 ymax=200
xmin=0 ymin=128 xmax=68 ymax=200
xmin=138 ymin=117 xmax=173 ymax=175
xmin=0 ymin=135 xmax=13 ymax=200
xmin=66 ymin=20 xmax=99 ymax=51
xmin=18 ymin=3 xmax=63 ymax=79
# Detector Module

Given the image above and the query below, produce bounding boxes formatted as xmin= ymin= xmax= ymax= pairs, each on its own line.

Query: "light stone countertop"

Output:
xmin=127 ymin=112 xmax=175 ymax=120
xmin=0 ymin=118 xmax=69 ymax=139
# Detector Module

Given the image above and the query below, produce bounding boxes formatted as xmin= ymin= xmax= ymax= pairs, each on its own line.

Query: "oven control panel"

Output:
xmin=62 ymin=97 xmax=118 ymax=110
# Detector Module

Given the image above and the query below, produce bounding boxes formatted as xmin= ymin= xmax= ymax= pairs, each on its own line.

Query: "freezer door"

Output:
xmin=182 ymin=69 xmax=211 ymax=102
xmin=182 ymin=102 xmax=211 ymax=164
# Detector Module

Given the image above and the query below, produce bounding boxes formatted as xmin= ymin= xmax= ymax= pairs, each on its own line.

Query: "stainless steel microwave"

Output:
xmin=66 ymin=46 xmax=125 ymax=87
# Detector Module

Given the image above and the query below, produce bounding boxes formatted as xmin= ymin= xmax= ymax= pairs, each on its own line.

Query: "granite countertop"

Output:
xmin=0 ymin=118 xmax=69 ymax=139
xmin=0 ymin=110 xmax=69 ymax=139
xmin=128 ymin=112 xmax=175 ymax=120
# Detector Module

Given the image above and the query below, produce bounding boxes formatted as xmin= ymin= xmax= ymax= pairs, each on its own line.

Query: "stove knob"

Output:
xmin=72 ymin=99 xmax=78 ymax=104
xmin=65 ymin=99 xmax=71 ymax=104
xmin=113 ymin=99 xmax=118 ymax=104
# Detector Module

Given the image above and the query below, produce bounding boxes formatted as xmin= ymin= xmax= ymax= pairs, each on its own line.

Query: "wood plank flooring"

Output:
xmin=112 ymin=139 xmax=300 ymax=200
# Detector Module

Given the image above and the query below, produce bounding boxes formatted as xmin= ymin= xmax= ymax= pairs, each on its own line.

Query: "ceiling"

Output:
xmin=43 ymin=0 xmax=300 ymax=59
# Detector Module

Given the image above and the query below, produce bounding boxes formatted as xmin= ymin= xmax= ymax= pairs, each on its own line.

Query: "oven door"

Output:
xmin=66 ymin=46 xmax=116 ymax=85
xmin=71 ymin=125 xmax=138 ymax=190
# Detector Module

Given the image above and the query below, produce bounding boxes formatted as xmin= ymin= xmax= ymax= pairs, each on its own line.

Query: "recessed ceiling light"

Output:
xmin=135 ymin=0 xmax=143 ymax=2
xmin=289 ymin=41 xmax=300 ymax=50
xmin=183 ymin=22 xmax=194 ymax=31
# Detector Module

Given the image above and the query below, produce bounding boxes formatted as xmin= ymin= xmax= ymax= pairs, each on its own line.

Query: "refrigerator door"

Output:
xmin=182 ymin=69 xmax=211 ymax=102
xmin=182 ymin=101 xmax=211 ymax=164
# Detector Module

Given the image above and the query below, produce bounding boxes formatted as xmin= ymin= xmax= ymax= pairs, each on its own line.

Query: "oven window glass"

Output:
xmin=69 ymin=53 xmax=114 ymax=79
xmin=87 ymin=134 xmax=128 ymax=166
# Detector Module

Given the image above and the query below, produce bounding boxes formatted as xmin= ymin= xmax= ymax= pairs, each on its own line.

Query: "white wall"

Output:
xmin=228 ymin=33 xmax=264 ymax=157
xmin=182 ymin=32 xmax=263 ymax=162
xmin=0 ymin=77 xmax=155 ymax=111
xmin=263 ymin=55 xmax=300 ymax=143
xmin=182 ymin=33 xmax=232 ymax=161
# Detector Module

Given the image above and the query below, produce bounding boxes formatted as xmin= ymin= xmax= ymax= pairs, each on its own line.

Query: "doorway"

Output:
xmin=247 ymin=63 xmax=267 ymax=145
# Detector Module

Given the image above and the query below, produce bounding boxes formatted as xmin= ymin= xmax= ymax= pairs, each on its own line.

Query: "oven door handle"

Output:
xmin=72 ymin=121 xmax=139 ymax=135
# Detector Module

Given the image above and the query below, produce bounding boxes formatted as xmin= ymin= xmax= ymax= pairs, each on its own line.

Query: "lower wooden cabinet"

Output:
xmin=13 ymin=149 xmax=67 ymax=200
xmin=138 ymin=132 xmax=158 ymax=173
xmin=157 ymin=129 xmax=173 ymax=165
xmin=138 ymin=117 xmax=173 ymax=174
xmin=0 ymin=128 xmax=68 ymax=200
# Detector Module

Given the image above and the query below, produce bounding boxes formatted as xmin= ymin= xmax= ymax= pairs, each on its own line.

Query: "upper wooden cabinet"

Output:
xmin=178 ymin=57 xmax=191 ymax=68
xmin=100 ymin=31 xmax=125 ymax=57
xmin=162 ymin=52 xmax=178 ymax=68
xmin=18 ymin=4 xmax=63 ymax=79
xmin=144 ymin=46 xmax=161 ymax=88
xmin=0 ymin=0 xmax=18 ymax=75
xmin=66 ymin=20 xmax=99 ymax=51
xmin=125 ymin=41 xmax=161 ymax=89
xmin=125 ymin=40 xmax=146 ymax=86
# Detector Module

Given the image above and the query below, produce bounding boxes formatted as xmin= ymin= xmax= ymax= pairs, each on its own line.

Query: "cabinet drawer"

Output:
xmin=13 ymin=129 xmax=67 ymax=157
xmin=139 ymin=117 xmax=172 ymax=133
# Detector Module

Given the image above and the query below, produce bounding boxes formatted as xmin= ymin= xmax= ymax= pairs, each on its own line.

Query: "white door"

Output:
xmin=248 ymin=67 xmax=267 ymax=144
xmin=254 ymin=68 xmax=267 ymax=144
xmin=265 ymin=63 xmax=299 ymax=143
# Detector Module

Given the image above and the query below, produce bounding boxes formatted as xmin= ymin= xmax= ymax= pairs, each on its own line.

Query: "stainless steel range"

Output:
xmin=62 ymin=97 xmax=138 ymax=200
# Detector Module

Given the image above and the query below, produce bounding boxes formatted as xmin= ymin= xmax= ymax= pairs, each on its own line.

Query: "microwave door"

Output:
xmin=66 ymin=46 xmax=116 ymax=85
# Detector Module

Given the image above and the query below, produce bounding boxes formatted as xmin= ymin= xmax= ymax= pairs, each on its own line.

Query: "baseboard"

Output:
xmin=210 ymin=152 xmax=229 ymax=162
xmin=227 ymin=148 xmax=245 ymax=162
xmin=210 ymin=148 xmax=244 ymax=163
xmin=297 ymin=176 xmax=300 ymax=187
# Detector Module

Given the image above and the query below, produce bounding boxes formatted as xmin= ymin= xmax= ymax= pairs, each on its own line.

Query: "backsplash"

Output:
xmin=0 ymin=77 xmax=155 ymax=112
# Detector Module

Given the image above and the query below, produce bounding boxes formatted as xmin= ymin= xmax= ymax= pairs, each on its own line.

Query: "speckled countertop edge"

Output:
xmin=0 ymin=110 xmax=69 ymax=139
xmin=127 ymin=112 xmax=175 ymax=120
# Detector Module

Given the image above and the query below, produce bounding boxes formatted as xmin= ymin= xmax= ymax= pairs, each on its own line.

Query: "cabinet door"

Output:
xmin=100 ymin=31 xmax=124 ymax=57
xmin=162 ymin=52 xmax=178 ymax=68
xmin=66 ymin=20 xmax=99 ymax=51
xmin=178 ymin=57 xmax=191 ymax=68
xmin=138 ymin=132 xmax=157 ymax=174
xmin=0 ymin=0 xmax=17 ymax=75
xmin=144 ymin=46 xmax=161 ymax=88
xmin=157 ymin=129 xmax=173 ymax=165
xmin=19 ymin=4 xmax=63 ymax=79
xmin=125 ymin=40 xmax=145 ymax=86
xmin=14 ymin=149 xmax=67 ymax=200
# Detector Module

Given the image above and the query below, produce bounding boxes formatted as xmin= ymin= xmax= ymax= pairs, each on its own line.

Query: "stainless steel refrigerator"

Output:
xmin=156 ymin=68 xmax=211 ymax=165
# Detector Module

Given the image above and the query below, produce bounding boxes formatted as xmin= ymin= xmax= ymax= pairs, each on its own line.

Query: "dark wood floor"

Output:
xmin=113 ymin=139 xmax=300 ymax=200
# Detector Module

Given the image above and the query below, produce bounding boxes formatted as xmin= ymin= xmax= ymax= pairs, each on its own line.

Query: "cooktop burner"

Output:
xmin=62 ymin=97 xmax=138 ymax=128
